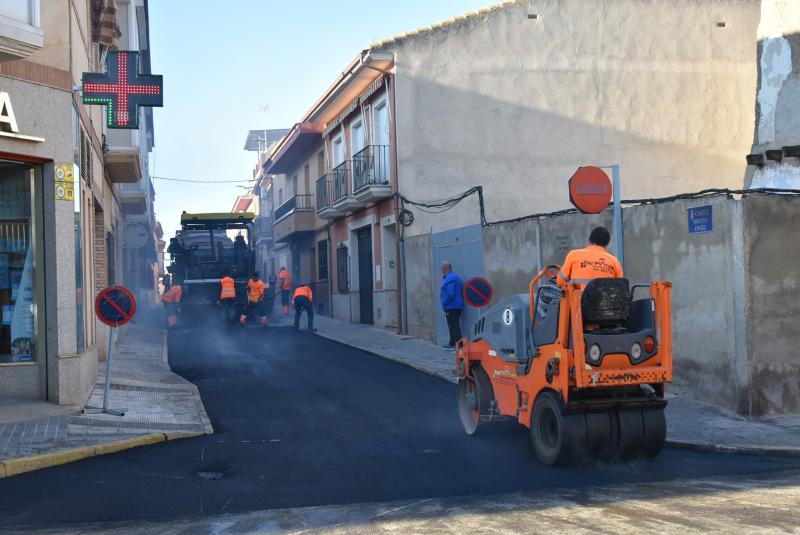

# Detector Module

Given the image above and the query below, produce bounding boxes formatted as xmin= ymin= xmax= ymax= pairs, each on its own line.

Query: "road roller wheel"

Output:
xmin=530 ymin=391 xmax=587 ymax=465
xmin=641 ymin=408 xmax=666 ymax=458
xmin=457 ymin=366 xmax=491 ymax=435
xmin=614 ymin=409 xmax=645 ymax=461
xmin=585 ymin=411 xmax=614 ymax=461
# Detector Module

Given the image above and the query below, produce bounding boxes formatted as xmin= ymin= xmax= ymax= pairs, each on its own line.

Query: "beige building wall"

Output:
xmin=380 ymin=0 xmax=759 ymax=236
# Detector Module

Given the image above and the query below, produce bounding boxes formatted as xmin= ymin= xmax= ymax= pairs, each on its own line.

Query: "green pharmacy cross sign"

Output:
xmin=82 ymin=50 xmax=163 ymax=129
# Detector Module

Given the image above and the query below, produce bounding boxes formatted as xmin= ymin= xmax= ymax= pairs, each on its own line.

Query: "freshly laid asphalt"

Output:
xmin=1 ymin=325 xmax=799 ymax=529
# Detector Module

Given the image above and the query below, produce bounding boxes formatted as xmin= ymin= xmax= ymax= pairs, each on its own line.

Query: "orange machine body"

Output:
xmin=456 ymin=269 xmax=673 ymax=429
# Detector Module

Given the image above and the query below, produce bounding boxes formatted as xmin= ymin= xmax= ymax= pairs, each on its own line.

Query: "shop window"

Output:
xmin=336 ymin=243 xmax=349 ymax=292
xmin=0 ymin=162 xmax=36 ymax=363
xmin=318 ymin=239 xmax=328 ymax=280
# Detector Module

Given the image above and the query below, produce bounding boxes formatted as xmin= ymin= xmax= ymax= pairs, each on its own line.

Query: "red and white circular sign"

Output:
xmin=569 ymin=166 xmax=612 ymax=214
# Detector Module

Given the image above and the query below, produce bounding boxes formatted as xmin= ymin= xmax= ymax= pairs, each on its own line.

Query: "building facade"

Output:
xmin=262 ymin=0 xmax=759 ymax=339
xmin=0 ymin=0 xmax=157 ymax=404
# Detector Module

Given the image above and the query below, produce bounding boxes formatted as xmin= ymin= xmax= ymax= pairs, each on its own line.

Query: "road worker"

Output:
xmin=557 ymin=226 xmax=623 ymax=288
xmin=243 ymin=271 xmax=268 ymax=326
xmin=278 ymin=266 xmax=293 ymax=314
xmin=219 ymin=272 xmax=237 ymax=325
xmin=292 ymin=284 xmax=314 ymax=332
xmin=162 ymin=278 xmax=176 ymax=327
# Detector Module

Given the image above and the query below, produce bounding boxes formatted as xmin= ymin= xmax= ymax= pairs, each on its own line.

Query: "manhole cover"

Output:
xmin=197 ymin=471 xmax=224 ymax=480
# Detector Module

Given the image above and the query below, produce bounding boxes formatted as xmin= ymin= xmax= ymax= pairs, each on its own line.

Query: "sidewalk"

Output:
xmin=313 ymin=314 xmax=800 ymax=456
xmin=0 ymin=315 xmax=212 ymax=478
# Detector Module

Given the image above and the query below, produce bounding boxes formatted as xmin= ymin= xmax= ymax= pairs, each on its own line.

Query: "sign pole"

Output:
xmin=611 ymin=164 xmax=624 ymax=270
xmin=84 ymin=285 xmax=136 ymax=417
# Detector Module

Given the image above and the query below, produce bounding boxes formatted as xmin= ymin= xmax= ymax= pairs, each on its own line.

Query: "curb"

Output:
xmin=315 ymin=329 xmax=800 ymax=459
xmin=0 ymin=431 xmax=206 ymax=479
xmin=313 ymin=331 xmax=458 ymax=384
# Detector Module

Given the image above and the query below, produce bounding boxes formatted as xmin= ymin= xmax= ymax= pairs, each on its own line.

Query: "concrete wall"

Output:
xmin=478 ymin=193 xmax=800 ymax=416
xmin=404 ymin=233 xmax=435 ymax=341
xmin=744 ymin=194 xmax=800 ymax=415
xmin=382 ymin=0 xmax=759 ymax=237
xmin=746 ymin=0 xmax=800 ymax=188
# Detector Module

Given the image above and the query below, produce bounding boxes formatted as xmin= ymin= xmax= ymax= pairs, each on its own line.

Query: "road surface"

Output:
xmin=1 ymin=325 xmax=798 ymax=532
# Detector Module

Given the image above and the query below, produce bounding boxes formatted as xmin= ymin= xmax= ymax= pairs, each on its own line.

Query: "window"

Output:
xmin=303 ymin=163 xmax=310 ymax=194
xmin=317 ymin=151 xmax=325 ymax=177
xmin=278 ymin=188 xmax=283 ymax=206
xmin=0 ymin=0 xmax=43 ymax=61
xmin=336 ymin=242 xmax=349 ymax=292
xmin=318 ymin=240 xmax=328 ymax=280
xmin=0 ymin=162 xmax=37 ymax=363
xmin=291 ymin=174 xmax=298 ymax=196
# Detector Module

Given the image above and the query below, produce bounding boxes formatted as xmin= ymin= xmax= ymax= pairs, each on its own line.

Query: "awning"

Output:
xmin=263 ymin=122 xmax=324 ymax=175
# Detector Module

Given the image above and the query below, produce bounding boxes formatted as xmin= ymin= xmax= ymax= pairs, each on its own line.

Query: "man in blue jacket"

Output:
xmin=440 ymin=261 xmax=464 ymax=350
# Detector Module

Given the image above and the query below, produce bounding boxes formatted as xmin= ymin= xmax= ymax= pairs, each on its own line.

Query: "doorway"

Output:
xmin=356 ymin=227 xmax=373 ymax=325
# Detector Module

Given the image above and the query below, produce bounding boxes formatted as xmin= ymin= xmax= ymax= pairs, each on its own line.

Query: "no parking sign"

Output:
xmin=463 ymin=277 xmax=493 ymax=308
xmin=95 ymin=286 xmax=137 ymax=327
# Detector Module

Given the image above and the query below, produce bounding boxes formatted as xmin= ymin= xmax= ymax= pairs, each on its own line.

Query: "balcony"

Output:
xmin=274 ymin=194 xmax=315 ymax=243
xmin=352 ymin=145 xmax=392 ymax=203
xmin=119 ymin=179 xmax=152 ymax=222
xmin=254 ymin=216 xmax=273 ymax=244
xmin=316 ymin=174 xmax=343 ymax=219
xmin=105 ymin=127 xmax=143 ymax=183
xmin=331 ymin=162 xmax=364 ymax=213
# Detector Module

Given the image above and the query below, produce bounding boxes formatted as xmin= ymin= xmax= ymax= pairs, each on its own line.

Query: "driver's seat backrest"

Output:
xmin=581 ymin=278 xmax=631 ymax=327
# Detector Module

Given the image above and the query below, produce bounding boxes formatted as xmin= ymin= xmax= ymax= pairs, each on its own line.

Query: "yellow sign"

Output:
xmin=54 ymin=163 xmax=74 ymax=201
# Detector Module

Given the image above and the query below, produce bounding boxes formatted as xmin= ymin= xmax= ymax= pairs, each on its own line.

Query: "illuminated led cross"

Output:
xmin=82 ymin=50 xmax=163 ymax=129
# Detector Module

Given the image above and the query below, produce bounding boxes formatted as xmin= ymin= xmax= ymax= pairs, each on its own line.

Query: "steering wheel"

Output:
xmin=542 ymin=265 xmax=561 ymax=286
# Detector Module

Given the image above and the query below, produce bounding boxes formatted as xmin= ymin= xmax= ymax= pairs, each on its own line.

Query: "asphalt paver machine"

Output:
xmin=167 ymin=212 xmax=266 ymax=322
xmin=456 ymin=266 xmax=673 ymax=465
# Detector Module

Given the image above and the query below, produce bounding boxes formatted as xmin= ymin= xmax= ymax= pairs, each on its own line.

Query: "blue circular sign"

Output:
xmin=95 ymin=286 xmax=137 ymax=327
xmin=464 ymin=277 xmax=493 ymax=308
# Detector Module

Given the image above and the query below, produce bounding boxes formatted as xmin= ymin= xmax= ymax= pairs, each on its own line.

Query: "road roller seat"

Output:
xmin=581 ymin=278 xmax=631 ymax=329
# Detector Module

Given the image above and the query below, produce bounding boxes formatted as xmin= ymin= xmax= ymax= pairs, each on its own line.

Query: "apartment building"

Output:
xmin=263 ymin=123 xmax=331 ymax=315
xmin=259 ymin=0 xmax=760 ymax=341
xmin=0 ymin=0 xmax=157 ymax=404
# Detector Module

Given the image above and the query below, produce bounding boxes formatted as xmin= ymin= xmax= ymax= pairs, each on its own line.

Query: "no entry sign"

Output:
xmin=569 ymin=166 xmax=612 ymax=214
xmin=95 ymin=286 xmax=137 ymax=327
xmin=463 ymin=277 xmax=493 ymax=308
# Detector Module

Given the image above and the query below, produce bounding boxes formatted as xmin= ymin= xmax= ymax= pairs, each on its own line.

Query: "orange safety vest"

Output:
xmin=247 ymin=279 xmax=265 ymax=303
xmin=279 ymin=270 xmax=293 ymax=291
xmin=557 ymin=245 xmax=623 ymax=287
xmin=220 ymin=276 xmax=236 ymax=299
xmin=292 ymin=286 xmax=313 ymax=302
xmin=162 ymin=288 xmax=175 ymax=303
xmin=171 ymin=285 xmax=183 ymax=303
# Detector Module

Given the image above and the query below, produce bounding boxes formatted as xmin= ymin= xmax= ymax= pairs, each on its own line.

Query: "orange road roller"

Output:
xmin=456 ymin=266 xmax=673 ymax=465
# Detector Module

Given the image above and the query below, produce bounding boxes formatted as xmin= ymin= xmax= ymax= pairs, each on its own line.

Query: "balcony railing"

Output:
xmin=274 ymin=194 xmax=313 ymax=222
xmin=352 ymin=145 xmax=390 ymax=192
xmin=316 ymin=175 xmax=329 ymax=211
xmin=254 ymin=217 xmax=273 ymax=241
xmin=332 ymin=162 xmax=349 ymax=202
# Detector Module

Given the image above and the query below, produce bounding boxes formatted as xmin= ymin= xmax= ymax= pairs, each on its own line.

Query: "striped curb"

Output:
xmin=0 ymin=431 xmax=206 ymax=479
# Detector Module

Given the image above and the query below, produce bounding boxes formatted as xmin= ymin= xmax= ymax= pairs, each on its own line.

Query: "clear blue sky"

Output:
xmin=149 ymin=0 xmax=492 ymax=240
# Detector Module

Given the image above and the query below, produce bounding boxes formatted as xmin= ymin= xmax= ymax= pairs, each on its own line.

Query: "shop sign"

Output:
xmin=54 ymin=163 xmax=75 ymax=202
xmin=0 ymin=92 xmax=45 ymax=143
xmin=82 ymin=50 xmax=163 ymax=129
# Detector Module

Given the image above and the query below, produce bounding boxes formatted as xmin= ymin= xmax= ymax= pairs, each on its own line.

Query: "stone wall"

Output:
xmin=477 ymin=193 xmax=800 ymax=416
